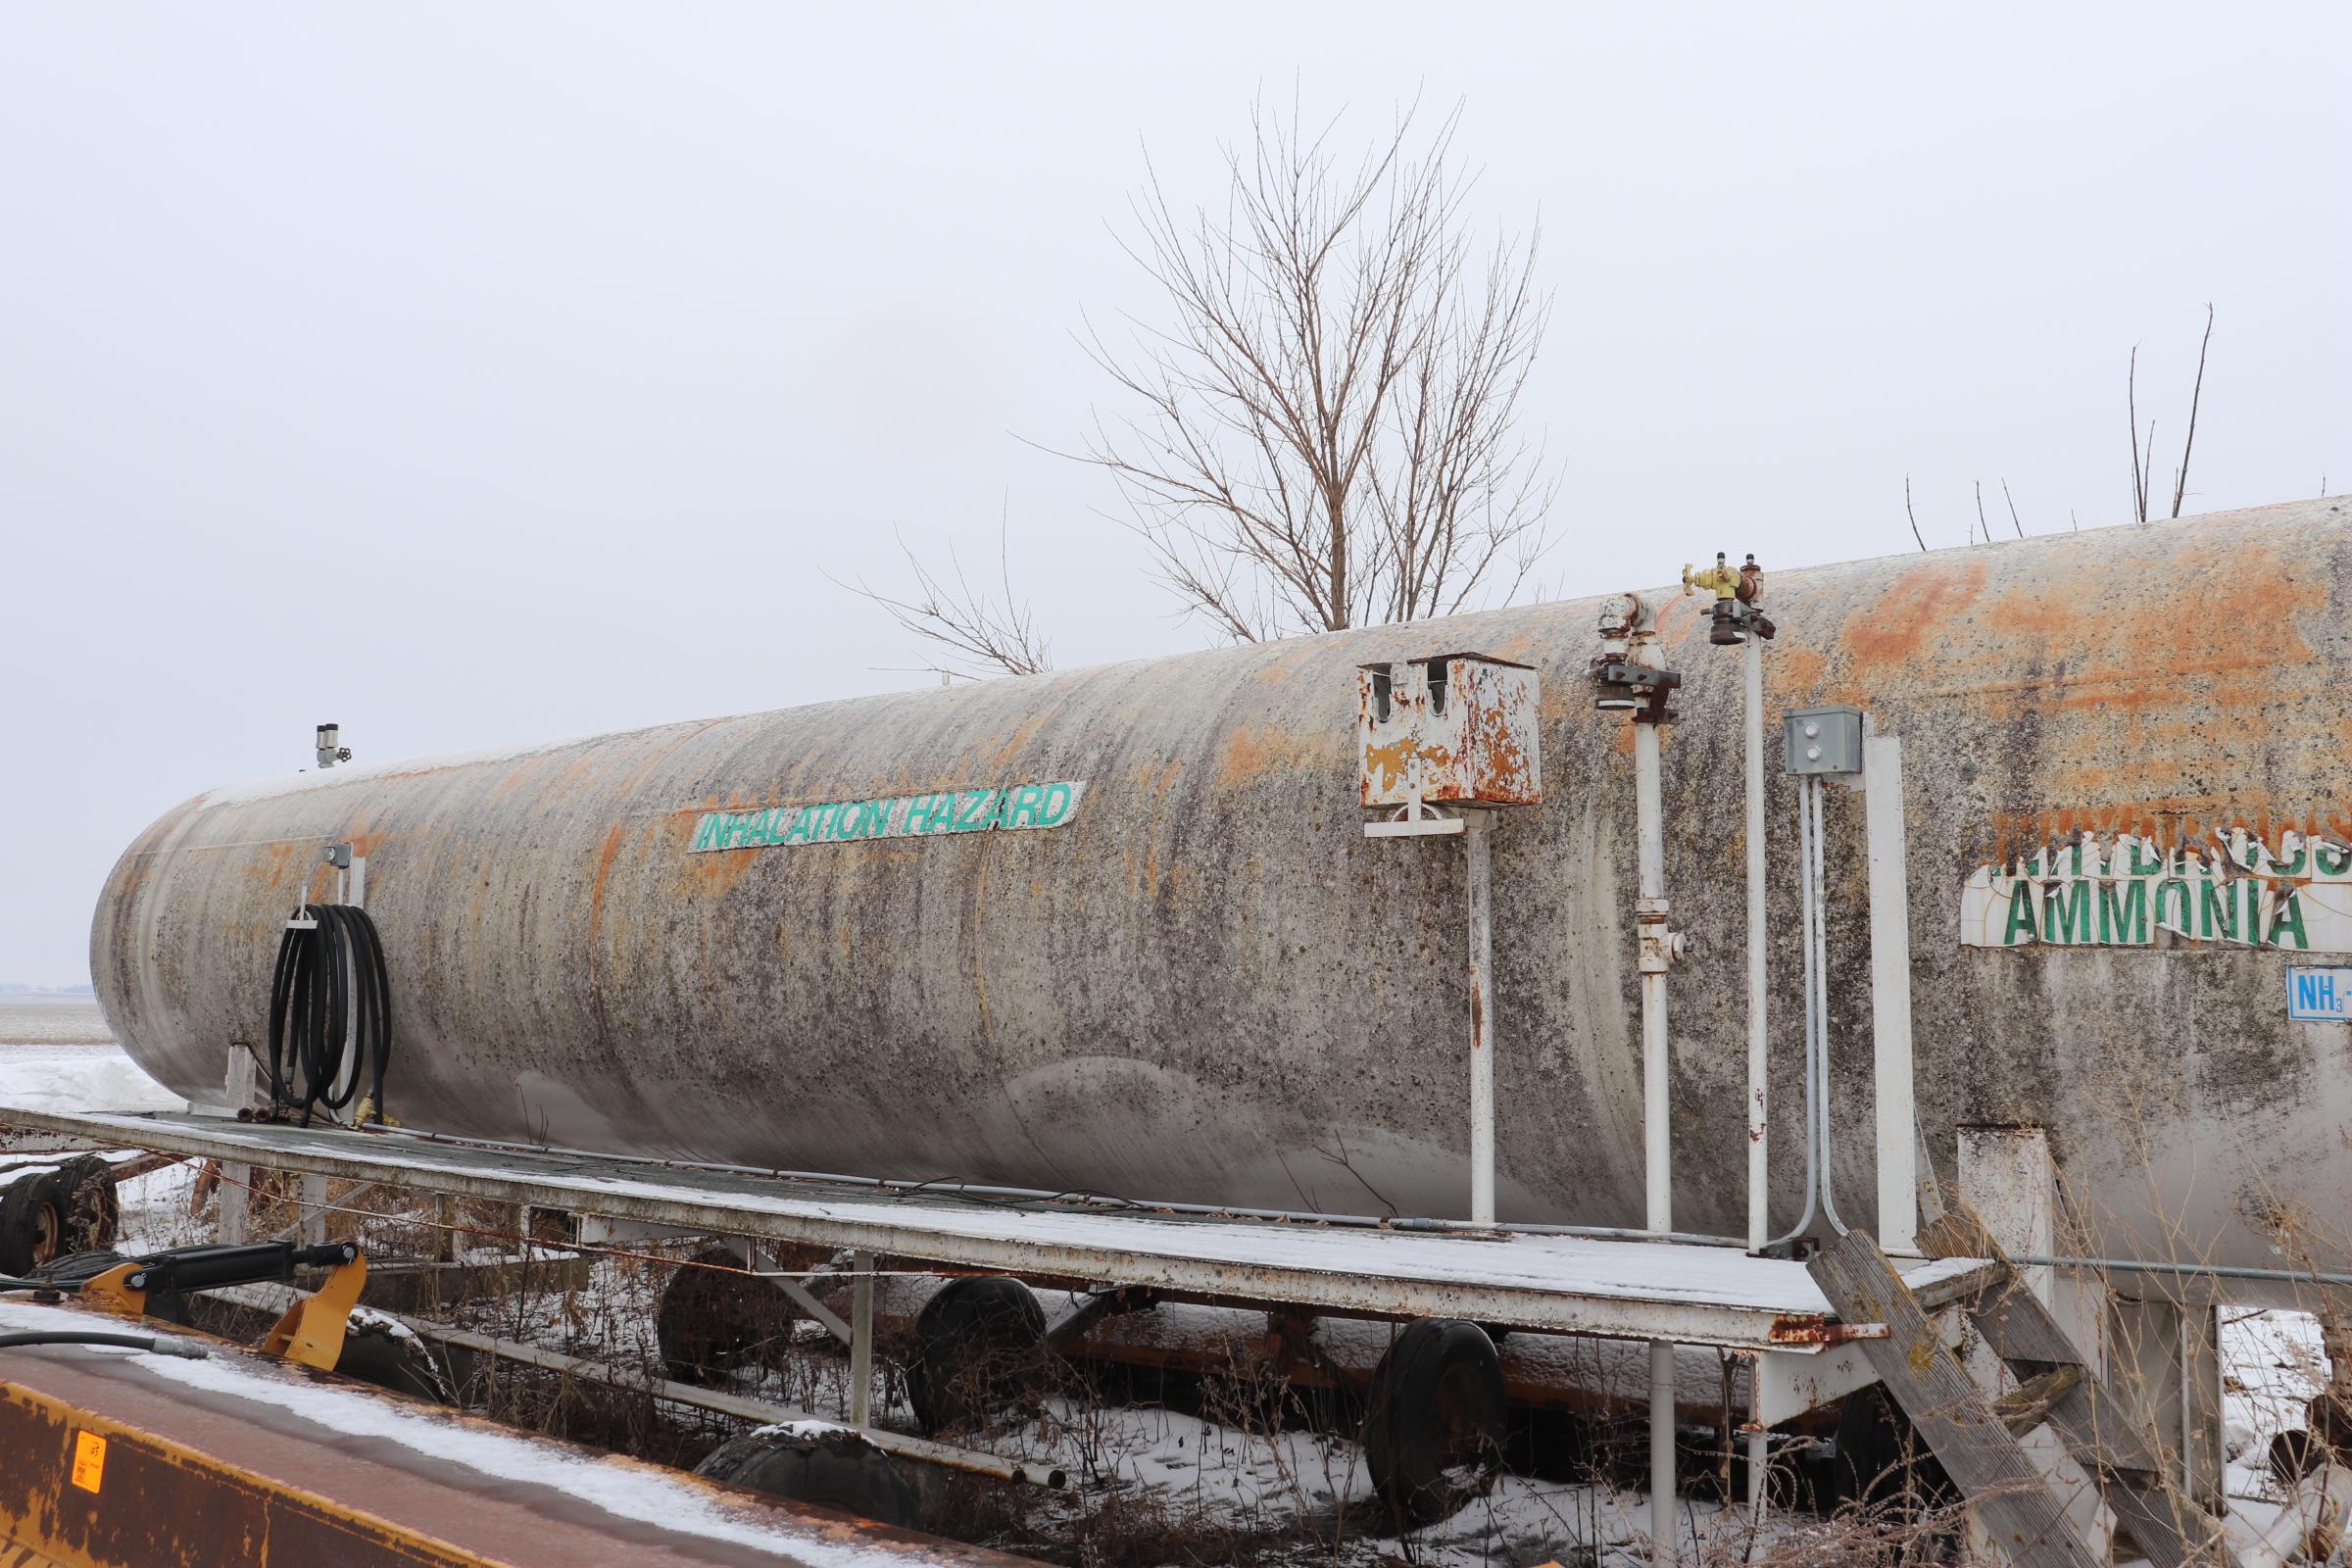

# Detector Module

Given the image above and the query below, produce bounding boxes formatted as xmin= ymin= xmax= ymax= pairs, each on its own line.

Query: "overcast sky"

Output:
xmin=3 ymin=5 xmax=2344 ymax=985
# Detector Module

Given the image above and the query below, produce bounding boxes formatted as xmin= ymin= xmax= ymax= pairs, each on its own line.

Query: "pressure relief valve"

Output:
xmin=1681 ymin=553 xmax=1776 ymax=646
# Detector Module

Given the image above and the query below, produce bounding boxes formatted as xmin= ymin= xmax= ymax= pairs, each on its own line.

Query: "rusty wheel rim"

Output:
xmin=29 ymin=1200 xmax=62 ymax=1266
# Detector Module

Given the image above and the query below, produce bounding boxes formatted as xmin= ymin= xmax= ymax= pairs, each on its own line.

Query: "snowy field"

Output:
xmin=0 ymin=993 xmax=120 ymax=1047
xmin=0 ymin=1004 xmax=2337 ymax=1564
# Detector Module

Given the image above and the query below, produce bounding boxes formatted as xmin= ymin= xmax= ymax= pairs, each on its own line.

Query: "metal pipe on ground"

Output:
xmin=421 ymin=1317 xmax=1067 ymax=1488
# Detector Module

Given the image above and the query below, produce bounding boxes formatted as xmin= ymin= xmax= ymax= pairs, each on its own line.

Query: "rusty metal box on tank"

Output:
xmin=1356 ymin=653 xmax=1542 ymax=809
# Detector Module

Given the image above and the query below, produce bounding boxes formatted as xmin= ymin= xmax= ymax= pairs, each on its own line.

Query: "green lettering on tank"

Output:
xmin=2004 ymin=882 xmax=2039 ymax=946
xmin=2098 ymin=880 xmax=2147 ymax=945
xmin=687 ymin=782 xmax=1088 ymax=854
xmin=2272 ymin=888 xmax=2311 ymax=949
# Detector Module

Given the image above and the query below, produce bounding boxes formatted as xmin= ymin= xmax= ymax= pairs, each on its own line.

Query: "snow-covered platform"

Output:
xmin=0 ymin=1293 xmax=1028 ymax=1568
xmin=0 ymin=1104 xmax=1993 ymax=1363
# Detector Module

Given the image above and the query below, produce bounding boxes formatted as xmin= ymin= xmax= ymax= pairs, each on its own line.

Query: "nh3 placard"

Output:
xmin=2288 ymin=968 xmax=2352 ymax=1022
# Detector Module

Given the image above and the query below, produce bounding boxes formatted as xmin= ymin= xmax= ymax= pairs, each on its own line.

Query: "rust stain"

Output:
xmin=1844 ymin=557 xmax=1990 ymax=664
xmin=1218 ymin=724 xmax=1337 ymax=790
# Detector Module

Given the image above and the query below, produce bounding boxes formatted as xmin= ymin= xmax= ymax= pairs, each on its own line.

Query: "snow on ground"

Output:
xmin=0 ymin=1042 xmax=184 ymax=1115
xmin=0 ymin=995 xmax=182 ymax=1117
xmin=7 ymin=995 xmax=2335 ymax=1562
xmin=0 ymin=994 xmax=116 ymax=1047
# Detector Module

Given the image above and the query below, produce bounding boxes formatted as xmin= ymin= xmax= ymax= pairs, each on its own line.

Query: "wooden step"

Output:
xmin=1808 ymin=1228 xmax=2106 ymax=1568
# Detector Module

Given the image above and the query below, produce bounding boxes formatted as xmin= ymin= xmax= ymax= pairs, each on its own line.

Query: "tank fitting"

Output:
xmin=1591 ymin=594 xmax=1681 ymax=722
xmin=1682 ymin=554 xmax=1777 ymax=647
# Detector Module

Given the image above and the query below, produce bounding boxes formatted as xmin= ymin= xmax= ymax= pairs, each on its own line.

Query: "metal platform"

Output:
xmin=0 ymin=1295 xmax=1030 ymax=1568
xmin=0 ymin=1105 xmax=1992 ymax=1360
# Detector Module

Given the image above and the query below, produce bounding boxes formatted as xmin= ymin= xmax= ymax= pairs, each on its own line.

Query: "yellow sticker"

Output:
xmin=71 ymin=1431 xmax=106 ymax=1494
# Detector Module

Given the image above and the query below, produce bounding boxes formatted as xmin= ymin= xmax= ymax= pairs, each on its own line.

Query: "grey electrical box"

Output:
xmin=1784 ymin=706 xmax=1864 ymax=776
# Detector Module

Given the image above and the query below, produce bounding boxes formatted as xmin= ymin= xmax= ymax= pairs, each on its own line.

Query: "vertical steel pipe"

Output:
xmin=1466 ymin=818 xmax=1495 ymax=1227
xmin=1738 ymin=644 xmax=1770 ymax=1546
xmin=1634 ymin=713 xmax=1678 ymax=1560
xmin=1636 ymin=722 xmax=1670 ymax=1234
xmin=1743 ymin=628 xmax=1768 ymax=1253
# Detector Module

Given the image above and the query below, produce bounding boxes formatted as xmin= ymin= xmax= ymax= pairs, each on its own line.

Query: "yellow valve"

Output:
xmin=1683 ymin=553 xmax=1770 ymax=646
xmin=1683 ymin=553 xmax=1742 ymax=602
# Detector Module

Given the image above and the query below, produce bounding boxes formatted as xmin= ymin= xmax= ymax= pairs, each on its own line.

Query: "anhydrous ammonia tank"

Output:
xmin=93 ymin=498 xmax=2352 ymax=1280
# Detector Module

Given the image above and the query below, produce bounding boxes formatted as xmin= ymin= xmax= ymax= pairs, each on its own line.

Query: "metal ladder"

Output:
xmin=1806 ymin=1220 xmax=2234 ymax=1568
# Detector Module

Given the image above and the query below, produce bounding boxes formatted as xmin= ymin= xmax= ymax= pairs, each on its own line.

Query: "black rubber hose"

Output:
xmin=0 ymin=1331 xmax=209 ymax=1358
xmin=267 ymin=904 xmax=393 ymax=1126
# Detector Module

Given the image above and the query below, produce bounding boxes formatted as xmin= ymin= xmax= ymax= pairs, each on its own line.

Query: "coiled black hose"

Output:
xmin=267 ymin=904 xmax=392 ymax=1125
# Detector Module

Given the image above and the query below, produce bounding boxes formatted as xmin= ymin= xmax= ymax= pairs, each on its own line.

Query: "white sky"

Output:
xmin=3 ymin=5 xmax=2345 ymax=985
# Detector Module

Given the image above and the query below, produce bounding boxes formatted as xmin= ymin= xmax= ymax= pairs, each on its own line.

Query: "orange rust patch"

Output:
xmin=1766 ymin=644 xmax=1829 ymax=699
xmin=1845 ymin=557 xmax=1990 ymax=665
xmin=1216 ymin=725 xmax=1338 ymax=790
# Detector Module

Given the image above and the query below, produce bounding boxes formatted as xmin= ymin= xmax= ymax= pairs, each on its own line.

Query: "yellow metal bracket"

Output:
xmin=263 ymin=1254 xmax=369 ymax=1370
xmin=75 ymin=1261 xmax=149 ymax=1321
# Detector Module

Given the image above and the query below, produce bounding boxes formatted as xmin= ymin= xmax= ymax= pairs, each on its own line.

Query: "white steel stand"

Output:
xmin=1740 ymin=627 xmax=1771 ymax=1506
xmin=1366 ymin=795 xmax=1499 ymax=1227
xmin=1861 ymin=737 xmax=1918 ymax=1252
xmin=1635 ymin=715 xmax=1680 ymax=1562
xmin=850 ymin=1250 xmax=876 ymax=1426
xmin=1466 ymin=814 xmax=1495 ymax=1226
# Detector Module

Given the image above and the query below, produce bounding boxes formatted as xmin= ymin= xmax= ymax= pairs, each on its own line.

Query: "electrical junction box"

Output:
xmin=1356 ymin=653 xmax=1541 ymax=809
xmin=1784 ymin=705 xmax=1865 ymax=777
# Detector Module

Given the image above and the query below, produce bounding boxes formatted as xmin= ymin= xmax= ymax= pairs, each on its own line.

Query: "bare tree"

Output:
xmin=2130 ymin=303 xmax=2215 ymax=521
xmin=1071 ymin=95 xmax=1553 ymax=642
xmin=834 ymin=519 xmax=1052 ymax=682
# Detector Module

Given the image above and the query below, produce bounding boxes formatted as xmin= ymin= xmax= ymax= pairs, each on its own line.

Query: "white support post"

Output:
xmin=1741 ymin=637 xmax=1768 ymax=1511
xmin=1633 ymin=713 xmax=1678 ymax=1560
xmin=1862 ymin=734 xmax=1918 ymax=1252
xmin=1466 ymin=816 xmax=1495 ymax=1226
xmin=849 ymin=1250 xmax=875 ymax=1427
xmin=1743 ymin=629 xmax=1769 ymax=1254
xmin=219 ymin=1164 xmax=250 ymax=1244
xmin=220 ymin=1042 xmax=254 ymax=1244
xmin=299 ymin=1171 xmax=328 ymax=1248
xmin=349 ymin=855 xmax=367 ymax=908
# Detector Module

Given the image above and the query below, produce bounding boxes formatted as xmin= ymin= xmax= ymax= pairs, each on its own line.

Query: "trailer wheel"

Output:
xmin=696 ymin=1425 xmax=920 ymax=1528
xmin=0 ymin=1171 xmax=70 ymax=1277
xmin=656 ymin=1245 xmax=800 ymax=1386
xmin=56 ymin=1155 xmax=118 ymax=1251
xmin=334 ymin=1315 xmax=457 ymax=1404
xmin=1363 ymin=1319 xmax=1505 ymax=1527
xmin=908 ymin=1276 xmax=1046 ymax=1434
xmin=1832 ymin=1384 xmax=1953 ymax=1511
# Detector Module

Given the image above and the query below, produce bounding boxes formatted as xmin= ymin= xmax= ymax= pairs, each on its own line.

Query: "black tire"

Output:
xmin=0 ymin=1171 xmax=70 ymax=1277
xmin=656 ymin=1245 xmax=801 ymax=1386
xmin=31 ymin=1248 xmax=125 ymax=1286
xmin=1833 ymin=1384 xmax=1954 ymax=1512
xmin=907 ymin=1276 xmax=1046 ymax=1435
xmin=696 ymin=1426 xmax=920 ymax=1528
xmin=334 ymin=1318 xmax=456 ymax=1404
xmin=56 ymin=1155 xmax=118 ymax=1251
xmin=1362 ymin=1319 xmax=1505 ymax=1528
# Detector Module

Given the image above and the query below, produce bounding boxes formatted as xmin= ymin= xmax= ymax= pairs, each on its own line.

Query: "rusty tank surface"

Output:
xmin=91 ymin=497 xmax=2352 ymax=1281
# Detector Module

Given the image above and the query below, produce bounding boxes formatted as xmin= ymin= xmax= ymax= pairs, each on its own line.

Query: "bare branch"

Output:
xmin=2129 ymin=345 xmax=2146 ymax=523
xmin=2001 ymin=478 xmax=2024 ymax=538
xmin=833 ymin=517 xmax=1052 ymax=682
xmin=1059 ymin=95 xmax=1552 ymax=640
xmin=1904 ymin=474 xmax=1927 ymax=552
xmin=2171 ymin=303 xmax=2214 ymax=517
xmin=1974 ymin=480 xmax=1987 ymax=545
